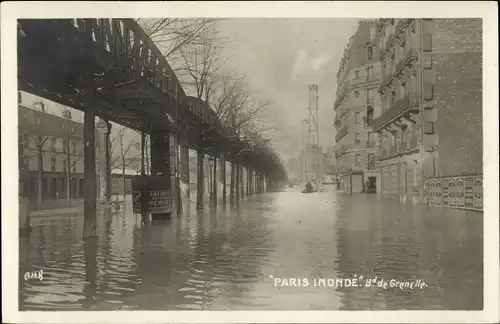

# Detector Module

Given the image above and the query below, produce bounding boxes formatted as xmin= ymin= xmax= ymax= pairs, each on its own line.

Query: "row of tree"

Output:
xmin=137 ymin=18 xmax=287 ymax=209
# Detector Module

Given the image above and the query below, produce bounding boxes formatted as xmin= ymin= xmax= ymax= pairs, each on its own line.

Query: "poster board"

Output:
xmin=131 ymin=175 xmax=172 ymax=214
xmin=473 ymin=176 xmax=483 ymax=210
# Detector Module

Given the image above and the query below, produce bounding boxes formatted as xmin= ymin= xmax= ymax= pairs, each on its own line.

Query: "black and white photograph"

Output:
xmin=2 ymin=1 xmax=499 ymax=323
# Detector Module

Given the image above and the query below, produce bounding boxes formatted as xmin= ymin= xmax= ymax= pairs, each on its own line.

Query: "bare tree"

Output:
xmin=32 ymin=135 xmax=49 ymax=209
xmin=109 ymin=127 xmax=140 ymax=198
xmin=137 ymin=18 xmax=221 ymax=65
xmin=60 ymin=107 xmax=83 ymax=206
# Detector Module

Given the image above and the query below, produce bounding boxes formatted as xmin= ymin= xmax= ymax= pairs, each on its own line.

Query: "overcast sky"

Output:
xmin=217 ymin=18 xmax=360 ymax=161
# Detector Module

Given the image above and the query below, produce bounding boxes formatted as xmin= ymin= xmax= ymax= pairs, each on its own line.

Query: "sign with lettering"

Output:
xmin=131 ymin=175 xmax=172 ymax=214
xmin=428 ymin=179 xmax=436 ymax=205
xmin=423 ymin=179 xmax=429 ymax=203
xmin=464 ymin=176 xmax=474 ymax=209
xmin=455 ymin=177 xmax=465 ymax=208
xmin=448 ymin=178 xmax=456 ymax=207
xmin=132 ymin=190 xmax=141 ymax=214
xmin=148 ymin=190 xmax=170 ymax=213
xmin=473 ymin=176 xmax=483 ymax=210
xmin=434 ymin=178 xmax=442 ymax=206
xmin=442 ymin=178 xmax=449 ymax=207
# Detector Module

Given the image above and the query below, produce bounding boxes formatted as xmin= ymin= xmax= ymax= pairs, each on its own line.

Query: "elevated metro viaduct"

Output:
xmin=17 ymin=18 xmax=286 ymax=237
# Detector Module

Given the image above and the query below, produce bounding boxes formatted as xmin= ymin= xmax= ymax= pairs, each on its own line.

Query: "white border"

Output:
xmin=2 ymin=1 xmax=498 ymax=323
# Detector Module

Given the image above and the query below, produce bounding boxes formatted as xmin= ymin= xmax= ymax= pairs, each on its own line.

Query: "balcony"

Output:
xmin=335 ymin=125 xmax=348 ymax=143
xmin=372 ymin=92 xmax=419 ymax=133
xmin=334 ymin=144 xmax=350 ymax=159
xmin=379 ymin=137 xmax=419 ymax=160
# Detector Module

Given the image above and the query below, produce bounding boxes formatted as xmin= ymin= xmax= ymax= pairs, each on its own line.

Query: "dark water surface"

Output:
xmin=19 ymin=187 xmax=483 ymax=310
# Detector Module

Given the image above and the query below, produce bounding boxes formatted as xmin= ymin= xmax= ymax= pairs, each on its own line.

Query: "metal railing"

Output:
xmin=380 ymin=137 xmax=418 ymax=159
xmin=335 ymin=125 xmax=348 ymax=143
xmin=372 ymin=92 xmax=419 ymax=132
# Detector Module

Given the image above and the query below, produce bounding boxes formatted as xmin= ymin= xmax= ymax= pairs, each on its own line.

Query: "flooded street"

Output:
xmin=19 ymin=187 xmax=483 ymax=311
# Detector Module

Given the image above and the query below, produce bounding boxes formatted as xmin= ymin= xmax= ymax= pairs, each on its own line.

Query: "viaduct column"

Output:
xmin=150 ymin=129 xmax=172 ymax=219
xmin=219 ymin=154 xmax=226 ymax=204
xmin=82 ymin=72 xmax=97 ymax=240
xmin=179 ymin=139 xmax=190 ymax=207
xmin=105 ymin=121 xmax=112 ymax=201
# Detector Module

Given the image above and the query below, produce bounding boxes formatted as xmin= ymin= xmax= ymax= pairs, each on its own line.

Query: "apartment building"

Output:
xmin=334 ymin=20 xmax=382 ymax=193
xmin=372 ymin=18 xmax=482 ymax=202
xmin=18 ymin=92 xmax=108 ymax=204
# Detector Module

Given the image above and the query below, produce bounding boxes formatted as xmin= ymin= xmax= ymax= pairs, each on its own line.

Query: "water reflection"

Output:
xmin=19 ymin=189 xmax=482 ymax=310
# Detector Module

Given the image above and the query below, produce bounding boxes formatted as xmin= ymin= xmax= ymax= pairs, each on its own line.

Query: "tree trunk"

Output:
xmin=37 ymin=147 xmax=43 ymax=209
xmin=122 ymin=162 xmax=126 ymax=200
xmin=196 ymin=149 xmax=204 ymax=210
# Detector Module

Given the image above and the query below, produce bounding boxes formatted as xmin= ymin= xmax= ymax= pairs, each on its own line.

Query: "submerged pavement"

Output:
xmin=19 ymin=186 xmax=482 ymax=310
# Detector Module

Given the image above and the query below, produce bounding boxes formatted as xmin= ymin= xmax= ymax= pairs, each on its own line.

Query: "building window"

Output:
xmin=23 ymin=134 xmax=29 ymax=148
xmin=407 ymin=132 xmax=413 ymax=150
xmin=355 ymin=70 xmax=359 ymax=78
xmin=51 ymin=137 xmax=57 ymax=151
xmin=368 ymin=154 xmax=375 ymax=170
xmin=355 ymin=154 xmax=360 ymax=166
xmin=354 ymin=91 xmax=359 ymax=98
xmin=355 ymin=112 xmax=361 ymax=124
xmin=73 ymin=164 xmax=76 ymax=173
xmin=36 ymin=116 xmax=41 ymax=125
xmin=63 ymin=159 xmax=67 ymax=172
xmin=391 ymin=90 xmax=396 ymax=105
xmin=62 ymin=140 xmax=67 ymax=153
xmin=72 ymin=141 xmax=77 ymax=154
xmin=367 ymin=46 xmax=373 ymax=61
xmin=355 ymin=133 xmax=360 ymax=144
xmin=51 ymin=158 xmax=56 ymax=172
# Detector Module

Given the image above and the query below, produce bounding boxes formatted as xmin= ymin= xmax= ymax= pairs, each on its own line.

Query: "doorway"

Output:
xmin=366 ymin=176 xmax=377 ymax=193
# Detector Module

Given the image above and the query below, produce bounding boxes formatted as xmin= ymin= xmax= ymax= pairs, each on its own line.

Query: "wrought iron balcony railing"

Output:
xmin=380 ymin=137 xmax=419 ymax=160
xmin=335 ymin=125 xmax=348 ymax=143
xmin=372 ymin=92 xmax=419 ymax=132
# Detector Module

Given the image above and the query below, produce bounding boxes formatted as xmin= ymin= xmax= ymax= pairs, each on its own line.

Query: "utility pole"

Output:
xmin=308 ymin=84 xmax=321 ymax=191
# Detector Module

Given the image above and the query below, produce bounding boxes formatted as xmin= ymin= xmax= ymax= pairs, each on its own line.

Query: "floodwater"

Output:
xmin=19 ymin=186 xmax=483 ymax=311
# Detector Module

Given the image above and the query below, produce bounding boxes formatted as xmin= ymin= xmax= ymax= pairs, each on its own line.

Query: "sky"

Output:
xmin=216 ymin=18 xmax=360 ymax=161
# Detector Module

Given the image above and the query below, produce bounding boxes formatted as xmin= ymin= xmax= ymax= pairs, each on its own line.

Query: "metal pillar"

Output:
xmin=180 ymin=143 xmax=190 ymax=199
xmin=196 ymin=149 xmax=204 ymax=210
xmin=105 ymin=121 xmax=111 ymax=201
xmin=150 ymin=130 xmax=172 ymax=218
xmin=220 ymin=154 xmax=226 ymax=204
xmin=82 ymin=72 xmax=97 ymax=239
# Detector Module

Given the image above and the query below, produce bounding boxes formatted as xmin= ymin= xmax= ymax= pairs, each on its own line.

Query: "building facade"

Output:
xmin=334 ymin=20 xmax=382 ymax=194
xmin=373 ymin=19 xmax=482 ymax=200
xmin=372 ymin=18 xmax=482 ymax=203
xmin=18 ymin=92 xmax=108 ymax=207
